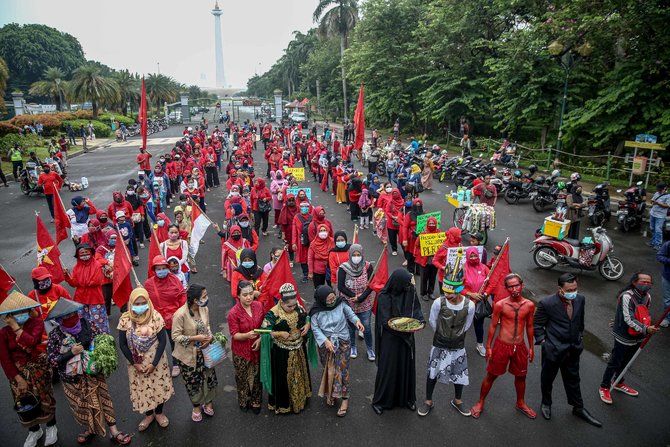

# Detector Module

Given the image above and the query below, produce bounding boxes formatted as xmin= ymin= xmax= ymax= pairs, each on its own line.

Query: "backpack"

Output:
xmin=298 ymin=214 xmax=313 ymax=246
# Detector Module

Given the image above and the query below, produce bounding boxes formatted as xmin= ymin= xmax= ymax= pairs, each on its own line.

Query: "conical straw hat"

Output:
xmin=0 ymin=291 xmax=39 ymax=315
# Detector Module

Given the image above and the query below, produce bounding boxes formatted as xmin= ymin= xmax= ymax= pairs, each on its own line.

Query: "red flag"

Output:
xmin=353 ymin=83 xmax=365 ymax=150
xmin=369 ymin=249 xmax=389 ymax=314
xmin=36 ymin=215 xmax=65 ymax=284
xmin=139 ymin=77 xmax=148 ymax=150
xmin=258 ymin=251 xmax=303 ymax=311
xmin=147 ymin=227 xmax=161 ymax=278
xmin=0 ymin=265 xmax=17 ymax=303
xmin=484 ymin=239 xmax=511 ymax=300
xmin=112 ymin=230 xmax=133 ymax=309
xmin=53 ymin=187 xmax=70 ymax=245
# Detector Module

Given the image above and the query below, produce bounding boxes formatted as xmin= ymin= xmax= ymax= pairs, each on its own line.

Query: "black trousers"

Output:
xmin=541 ymin=347 xmax=584 ymax=408
xmin=388 ymin=228 xmax=399 ymax=252
xmin=0 ymin=168 xmax=7 ymax=185
xmin=253 ymin=210 xmax=269 ymax=234
xmin=600 ymin=340 xmax=639 ymax=389
xmin=369 ymin=161 xmax=377 ymax=175
xmin=45 ymin=194 xmax=55 ymax=218
xmin=404 ymin=248 xmax=416 ymax=274
xmin=568 ymin=219 xmax=580 ymax=240
xmin=313 ymin=273 xmax=326 ymax=288
xmin=205 ymin=166 xmax=220 ymax=187
xmin=12 ymin=161 xmax=23 ymax=180
xmin=420 ymin=264 xmax=437 ymax=296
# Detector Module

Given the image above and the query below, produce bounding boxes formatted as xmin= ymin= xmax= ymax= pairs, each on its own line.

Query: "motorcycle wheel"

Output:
xmin=20 ymin=181 xmax=30 ymax=196
xmin=432 ymin=170 xmax=440 ymax=179
xmin=439 ymin=170 xmax=447 ymax=183
xmin=590 ymin=212 xmax=604 ymax=227
xmin=599 ymin=256 xmax=624 ymax=281
xmin=504 ymin=189 xmax=519 ymax=205
xmin=481 ymin=229 xmax=489 ymax=245
xmin=532 ymin=196 xmax=546 ymax=213
xmin=621 ymin=219 xmax=630 ymax=232
xmin=533 ymin=246 xmax=558 ymax=269
xmin=453 ymin=208 xmax=467 ymax=229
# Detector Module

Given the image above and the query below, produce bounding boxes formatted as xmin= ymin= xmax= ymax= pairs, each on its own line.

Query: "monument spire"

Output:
xmin=212 ymin=1 xmax=226 ymax=88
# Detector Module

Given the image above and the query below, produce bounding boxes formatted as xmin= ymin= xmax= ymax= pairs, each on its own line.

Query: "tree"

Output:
xmin=0 ymin=23 xmax=85 ymax=97
xmin=112 ymin=70 xmax=139 ymax=116
xmin=313 ymin=0 xmax=359 ymax=120
xmin=0 ymin=56 xmax=8 ymax=111
xmin=145 ymin=73 xmax=179 ymax=113
xmin=28 ymin=67 xmax=68 ymax=111
xmin=68 ymin=64 xmax=119 ymax=118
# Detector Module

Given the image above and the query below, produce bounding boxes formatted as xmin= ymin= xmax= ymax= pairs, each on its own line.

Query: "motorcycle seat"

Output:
xmin=563 ymin=238 xmax=581 ymax=247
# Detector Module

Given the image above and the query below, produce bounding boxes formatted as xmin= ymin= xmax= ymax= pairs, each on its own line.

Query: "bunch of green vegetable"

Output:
xmin=213 ymin=332 xmax=228 ymax=347
xmin=390 ymin=317 xmax=424 ymax=331
xmin=91 ymin=334 xmax=118 ymax=377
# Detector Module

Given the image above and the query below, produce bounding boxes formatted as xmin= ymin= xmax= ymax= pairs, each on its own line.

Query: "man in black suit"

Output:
xmin=534 ymin=273 xmax=602 ymax=426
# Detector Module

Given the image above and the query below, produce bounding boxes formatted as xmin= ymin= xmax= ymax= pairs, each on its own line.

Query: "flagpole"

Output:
xmin=478 ymin=237 xmax=509 ymax=295
xmin=115 ymin=225 xmax=142 ymax=287
xmin=0 ymin=263 xmax=24 ymax=295
xmin=609 ymin=305 xmax=670 ymax=392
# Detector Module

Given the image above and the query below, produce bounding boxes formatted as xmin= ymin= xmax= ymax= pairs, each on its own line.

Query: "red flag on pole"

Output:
xmin=53 ymin=187 xmax=70 ymax=245
xmin=112 ymin=230 xmax=133 ymax=309
xmin=369 ymin=249 xmax=389 ymax=314
xmin=483 ymin=238 xmax=511 ymax=300
xmin=0 ymin=265 xmax=17 ymax=303
xmin=353 ymin=83 xmax=365 ymax=150
xmin=36 ymin=215 xmax=65 ymax=284
xmin=258 ymin=251 xmax=303 ymax=311
xmin=147 ymin=227 xmax=161 ymax=279
xmin=139 ymin=77 xmax=148 ymax=150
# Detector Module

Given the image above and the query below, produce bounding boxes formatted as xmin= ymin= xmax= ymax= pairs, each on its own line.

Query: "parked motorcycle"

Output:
xmin=503 ymin=169 xmax=537 ymax=204
xmin=532 ymin=175 xmax=560 ymax=212
xmin=531 ymin=226 xmax=624 ymax=280
xmin=616 ymin=181 xmax=646 ymax=232
xmin=19 ymin=162 xmax=43 ymax=196
xmin=588 ymin=182 xmax=611 ymax=227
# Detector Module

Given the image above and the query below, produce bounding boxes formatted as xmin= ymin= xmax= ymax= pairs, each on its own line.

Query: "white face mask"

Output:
xmin=351 ymin=256 xmax=362 ymax=265
xmin=385 ymin=187 xmax=392 ymax=193
xmin=318 ymin=231 xmax=328 ymax=240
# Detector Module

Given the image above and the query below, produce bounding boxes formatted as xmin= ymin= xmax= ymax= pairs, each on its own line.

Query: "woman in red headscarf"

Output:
xmin=412 ymin=216 xmax=441 ymax=301
xmin=432 ymin=227 xmax=463 ymax=284
xmin=215 ymin=224 xmax=251 ymax=281
xmin=154 ymin=212 xmax=171 ymax=243
xmin=307 ymin=206 xmax=333 ymax=242
xmin=250 ymin=177 xmax=272 ymax=236
xmin=307 ymin=223 xmax=334 ymax=288
xmin=400 ymin=198 xmax=424 ymax=274
xmin=94 ymin=229 xmax=116 ymax=314
xmin=278 ymin=194 xmax=299 ymax=267
xmin=461 ymin=246 xmax=489 ymax=357
xmin=384 ymin=188 xmax=405 ymax=256
xmin=292 ymin=200 xmax=313 ymax=283
xmin=80 ymin=219 xmax=107 ymax=250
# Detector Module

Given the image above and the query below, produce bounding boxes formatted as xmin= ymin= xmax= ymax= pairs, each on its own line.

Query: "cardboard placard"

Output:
xmin=286 ymin=187 xmax=311 ymax=200
xmin=446 ymin=246 xmax=483 ymax=268
xmin=415 ymin=211 xmax=442 ymax=233
xmin=419 ymin=232 xmax=446 ymax=257
xmin=285 ymin=167 xmax=305 ymax=181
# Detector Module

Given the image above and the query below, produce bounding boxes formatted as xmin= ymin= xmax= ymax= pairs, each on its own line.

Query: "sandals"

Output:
xmin=138 ymin=415 xmax=155 ymax=432
xmin=76 ymin=432 xmax=94 ymax=444
xmin=201 ymin=403 xmax=215 ymax=417
xmin=326 ymin=397 xmax=335 ymax=407
xmin=110 ymin=432 xmax=132 ymax=445
xmin=470 ymin=403 xmax=483 ymax=419
xmin=337 ymin=405 xmax=348 ymax=417
xmin=155 ymin=414 xmax=169 ymax=428
xmin=191 ymin=409 xmax=202 ymax=422
xmin=515 ymin=403 xmax=537 ymax=419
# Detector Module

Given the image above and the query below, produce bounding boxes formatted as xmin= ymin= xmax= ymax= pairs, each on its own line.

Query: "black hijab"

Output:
xmin=235 ymin=248 xmax=264 ymax=280
xmin=375 ymin=268 xmax=424 ymax=344
xmin=309 ymin=285 xmax=342 ymax=317
xmin=330 ymin=230 xmax=350 ymax=253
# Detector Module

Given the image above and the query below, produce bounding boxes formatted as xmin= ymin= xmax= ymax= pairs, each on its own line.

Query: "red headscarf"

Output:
xmin=278 ymin=194 xmax=299 ymax=226
xmin=390 ymin=188 xmax=405 ymax=209
xmin=155 ymin=212 xmax=171 ymax=243
xmin=463 ymin=246 xmax=488 ymax=292
xmin=445 ymin=227 xmax=462 ymax=247
xmin=86 ymin=218 xmax=107 ymax=248
xmin=310 ymin=223 xmax=334 ymax=261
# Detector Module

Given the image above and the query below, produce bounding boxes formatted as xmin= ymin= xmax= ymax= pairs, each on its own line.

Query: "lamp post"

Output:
xmin=548 ymin=41 xmax=592 ymax=161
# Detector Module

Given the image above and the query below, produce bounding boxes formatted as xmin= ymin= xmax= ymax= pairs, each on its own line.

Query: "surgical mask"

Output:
xmin=79 ymin=254 xmax=91 ymax=261
xmin=300 ymin=207 xmax=309 ymax=214
xmin=562 ymin=290 xmax=578 ymax=300
xmin=230 ymin=191 xmax=240 ymax=197
xmin=197 ymin=297 xmax=209 ymax=307
xmin=180 ymin=201 xmax=187 ymax=206
xmin=239 ymin=221 xmax=249 ymax=228
xmin=14 ymin=313 xmax=30 ymax=325
xmin=405 ymin=201 xmax=413 ymax=208
xmin=160 ymin=158 xmax=165 ymax=163
xmin=385 ymin=187 xmax=392 ymax=193
xmin=188 ymin=183 xmax=195 ymax=189
xmin=231 ymin=234 xmax=241 ymax=241
xmin=108 ymin=238 xmax=117 ymax=247
xmin=319 ymin=231 xmax=328 ymax=239
xmin=155 ymin=269 xmax=169 ymax=279
xmin=635 ymin=284 xmax=652 ymax=294
xmin=336 ymin=241 xmax=346 ymax=248
xmin=242 ymin=261 xmax=254 ymax=269
xmin=132 ymin=304 xmax=149 ymax=314
xmin=126 ymin=190 xmax=135 ymax=196
xmin=169 ymin=233 xmax=179 ymax=241
xmin=351 ymin=256 xmax=362 ymax=264
xmin=157 ymin=220 xmax=165 ymax=227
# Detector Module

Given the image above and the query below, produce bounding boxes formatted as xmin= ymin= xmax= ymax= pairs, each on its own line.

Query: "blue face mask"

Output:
xmin=562 ymin=290 xmax=578 ymax=300
xmin=14 ymin=313 xmax=30 ymax=325
xmin=132 ymin=304 xmax=149 ymax=314
xmin=336 ymin=241 xmax=346 ymax=248
xmin=241 ymin=261 xmax=254 ymax=269
xmin=108 ymin=238 xmax=117 ymax=247
xmin=155 ymin=269 xmax=169 ymax=279
xmin=405 ymin=201 xmax=413 ymax=208
xmin=300 ymin=207 xmax=310 ymax=214
xmin=157 ymin=220 xmax=165 ymax=227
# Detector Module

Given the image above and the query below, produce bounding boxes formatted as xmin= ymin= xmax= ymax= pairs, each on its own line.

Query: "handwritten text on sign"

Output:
xmin=446 ymin=246 xmax=484 ymax=268
xmin=419 ymin=232 xmax=446 ymax=256
xmin=286 ymin=187 xmax=311 ymax=200
xmin=285 ymin=167 xmax=305 ymax=181
xmin=415 ymin=211 xmax=442 ymax=233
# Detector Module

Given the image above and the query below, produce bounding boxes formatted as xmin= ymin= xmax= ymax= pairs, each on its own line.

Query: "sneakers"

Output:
xmin=599 ymin=387 xmax=612 ymax=404
xmin=24 ymin=428 xmax=43 ymax=447
xmin=367 ymin=349 xmax=376 ymax=361
xmin=139 ymin=243 xmax=145 ymax=249
xmin=613 ymin=382 xmax=639 ymax=396
xmin=44 ymin=425 xmax=58 ymax=446
xmin=358 ymin=330 xmax=364 ymax=339
xmin=660 ymin=320 xmax=670 ymax=328
xmin=391 ymin=251 xmax=398 ymax=256
xmin=350 ymin=346 xmax=358 ymax=359
xmin=476 ymin=344 xmax=486 ymax=357
xmin=417 ymin=402 xmax=433 ymax=416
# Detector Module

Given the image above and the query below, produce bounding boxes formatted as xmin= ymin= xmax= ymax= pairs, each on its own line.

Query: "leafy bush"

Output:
xmin=61 ymin=119 xmax=111 ymax=138
xmin=98 ymin=113 xmax=136 ymax=127
xmin=0 ymin=133 xmax=46 ymax=157
xmin=0 ymin=122 xmax=21 ymax=136
xmin=10 ymin=113 xmax=63 ymax=135
xmin=73 ymin=110 xmax=93 ymax=120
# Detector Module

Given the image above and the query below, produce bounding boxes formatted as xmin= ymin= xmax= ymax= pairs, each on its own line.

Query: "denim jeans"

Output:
xmin=662 ymin=276 xmax=670 ymax=323
xmin=348 ymin=309 xmax=373 ymax=351
xmin=650 ymin=215 xmax=664 ymax=248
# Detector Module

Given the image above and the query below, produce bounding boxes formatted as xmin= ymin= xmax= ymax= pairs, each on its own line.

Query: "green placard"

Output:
xmin=415 ymin=211 xmax=442 ymax=233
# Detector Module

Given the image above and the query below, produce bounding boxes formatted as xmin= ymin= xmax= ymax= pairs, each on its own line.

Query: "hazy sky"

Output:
xmin=0 ymin=0 xmax=318 ymax=88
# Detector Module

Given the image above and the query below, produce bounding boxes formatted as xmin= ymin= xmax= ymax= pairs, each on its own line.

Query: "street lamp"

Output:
xmin=548 ymin=40 xmax=592 ymax=160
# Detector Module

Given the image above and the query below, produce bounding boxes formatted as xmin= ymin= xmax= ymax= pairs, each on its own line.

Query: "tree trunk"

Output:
xmin=92 ymin=100 xmax=98 ymax=119
xmin=540 ymin=125 xmax=548 ymax=149
xmin=340 ymin=33 xmax=348 ymax=121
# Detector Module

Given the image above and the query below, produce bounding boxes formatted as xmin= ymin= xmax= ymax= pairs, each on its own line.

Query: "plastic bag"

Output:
xmin=202 ymin=340 xmax=227 ymax=368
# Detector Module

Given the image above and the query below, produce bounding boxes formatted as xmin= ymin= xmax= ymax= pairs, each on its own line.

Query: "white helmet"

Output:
xmin=551 ymin=169 xmax=561 ymax=178
xmin=187 ymin=127 xmax=193 ymax=132
xmin=570 ymin=172 xmax=581 ymax=181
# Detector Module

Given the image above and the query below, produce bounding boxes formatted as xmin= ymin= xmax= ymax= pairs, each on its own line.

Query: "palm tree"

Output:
xmin=0 ymin=57 xmax=8 ymax=112
xmin=68 ymin=64 xmax=119 ymax=118
xmin=145 ymin=73 xmax=179 ymax=114
xmin=313 ymin=0 xmax=359 ymax=120
xmin=29 ymin=67 xmax=69 ymax=111
xmin=112 ymin=70 xmax=139 ymax=116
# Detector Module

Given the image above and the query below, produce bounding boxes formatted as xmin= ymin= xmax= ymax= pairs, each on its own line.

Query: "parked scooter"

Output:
xmin=616 ymin=181 xmax=646 ymax=232
xmin=19 ymin=161 xmax=43 ymax=196
xmin=587 ymin=182 xmax=611 ymax=227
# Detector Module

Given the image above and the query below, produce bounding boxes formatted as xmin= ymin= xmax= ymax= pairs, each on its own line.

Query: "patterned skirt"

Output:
xmin=426 ymin=346 xmax=469 ymax=385
xmin=232 ymin=354 xmax=262 ymax=408
xmin=268 ymin=345 xmax=311 ymax=414
xmin=10 ymin=353 xmax=56 ymax=428
xmin=63 ymin=375 xmax=116 ymax=436
xmin=318 ymin=339 xmax=351 ymax=400
xmin=80 ymin=304 xmax=110 ymax=334
xmin=175 ymin=352 xmax=218 ymax=405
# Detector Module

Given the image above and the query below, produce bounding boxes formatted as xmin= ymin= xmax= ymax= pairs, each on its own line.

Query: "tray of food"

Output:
xmin=388 ymin=317 xmax=425 ymax=332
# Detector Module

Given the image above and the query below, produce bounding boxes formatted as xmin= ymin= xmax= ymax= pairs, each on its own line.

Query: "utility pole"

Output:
xmin=316 ymin=79 xmax=321 ymax=115
xmin=157 ymin=62 xmax=160 ymax=75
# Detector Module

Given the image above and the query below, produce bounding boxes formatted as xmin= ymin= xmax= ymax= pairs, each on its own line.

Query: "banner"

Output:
xmin=419 ymin=232 xmax=446 ymax=257
xmin=446 ymin=246 xmax=483 ymax=268
xmin=415 ymin=211 xmax=442 ymax=233
xmin=285 ymin=167 xmax=305 ymax=181
xmin=286 ymin=187 xmax=311 ymax=200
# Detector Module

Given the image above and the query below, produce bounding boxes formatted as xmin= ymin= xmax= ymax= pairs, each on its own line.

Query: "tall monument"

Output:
xmin=212 ymin=1 xmax=226 ymax=87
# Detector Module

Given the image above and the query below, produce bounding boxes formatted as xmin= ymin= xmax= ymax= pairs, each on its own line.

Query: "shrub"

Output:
xmin=61 ymin=119 xmax=111 ymax=138
xmin=0 ymin=122 xmax=21 ymax=136
xmin=9 ymin=113 xmax=63 ymax=136
xmin=73 ymin=110 xmax=93 ymax=120
xmin=0 ymin=133 xmax=45 ymax=156
xmin=98 ymin=113 xmax=136 ymax=127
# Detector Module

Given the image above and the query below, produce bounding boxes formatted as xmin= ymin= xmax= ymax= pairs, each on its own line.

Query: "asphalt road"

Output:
xmin=0 ymin=117 xmax=668 ymax=447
